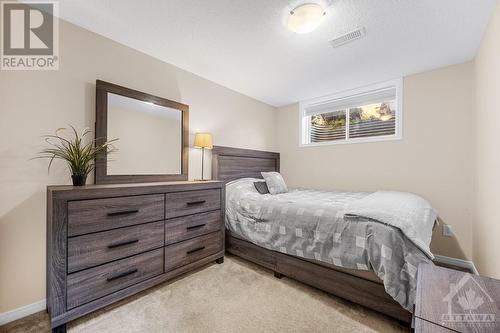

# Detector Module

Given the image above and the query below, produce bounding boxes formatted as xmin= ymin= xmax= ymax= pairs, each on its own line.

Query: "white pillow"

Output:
xmin=261 ymin=172 xmax=288 ymax=194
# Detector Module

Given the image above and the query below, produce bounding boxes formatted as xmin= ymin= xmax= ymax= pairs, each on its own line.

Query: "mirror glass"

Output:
xmin=106 ymin=93 xmax=182 ymax=175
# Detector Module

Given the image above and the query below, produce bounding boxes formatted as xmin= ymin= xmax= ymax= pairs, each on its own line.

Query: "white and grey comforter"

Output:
xmin=225 ymin=178 xmax=437 ymax=311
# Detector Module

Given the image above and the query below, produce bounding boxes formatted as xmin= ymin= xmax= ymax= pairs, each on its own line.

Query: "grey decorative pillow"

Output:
xmin=261 ymin=172 xmax=288 ymax=194
xmin=254 ymin=181 xmax=270 ymax=194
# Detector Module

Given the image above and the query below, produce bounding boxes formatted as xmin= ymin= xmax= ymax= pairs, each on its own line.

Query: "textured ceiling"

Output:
xmin=58 ymin=0 xmax=496 ymax=107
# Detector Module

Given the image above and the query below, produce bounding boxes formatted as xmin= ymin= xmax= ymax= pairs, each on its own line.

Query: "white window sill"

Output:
xmin=299 ymin=134 xmax=402 ymax=147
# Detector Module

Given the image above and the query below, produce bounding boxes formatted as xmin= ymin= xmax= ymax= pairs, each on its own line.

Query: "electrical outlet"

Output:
xmin=443 ymin=225 xmax=454 ymax=237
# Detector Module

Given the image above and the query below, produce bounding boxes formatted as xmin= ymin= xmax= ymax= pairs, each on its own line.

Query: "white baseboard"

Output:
xmin=0 ymin=299 xmax=46 ymax=326
xmin=434 ymin=255 xmax=479 ymax=275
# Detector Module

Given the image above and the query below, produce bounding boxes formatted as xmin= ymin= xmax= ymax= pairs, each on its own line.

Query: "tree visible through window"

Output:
xmin=348 ymin=102 xmax=396 ymax=139
xmin=311 ymin=110 xmax=346 ymax=142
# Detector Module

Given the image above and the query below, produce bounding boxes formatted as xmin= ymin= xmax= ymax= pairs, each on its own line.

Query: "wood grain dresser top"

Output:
xmin=47 ymin=180 xmax=223 ymax=200
xmin=48 ymin=180 xmax=222 ymax=191
xmin=415 ymin=263 xmax=500 ymax=332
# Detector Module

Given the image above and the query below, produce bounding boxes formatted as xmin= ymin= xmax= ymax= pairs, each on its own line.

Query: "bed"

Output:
xmin=212 ymin=146 xmax=436 ymax=323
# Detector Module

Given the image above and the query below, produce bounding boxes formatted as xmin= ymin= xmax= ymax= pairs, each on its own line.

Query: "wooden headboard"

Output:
xmin=211 ymin=146 xmax=280 ymax=183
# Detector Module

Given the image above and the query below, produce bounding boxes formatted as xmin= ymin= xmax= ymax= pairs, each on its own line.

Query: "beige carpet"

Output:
xmin=1 ymin=255 xmax=408 ymax=333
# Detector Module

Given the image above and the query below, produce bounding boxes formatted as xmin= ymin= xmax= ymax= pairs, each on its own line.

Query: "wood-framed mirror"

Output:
xmin=95 ymin=80 xmax=189 ymax=184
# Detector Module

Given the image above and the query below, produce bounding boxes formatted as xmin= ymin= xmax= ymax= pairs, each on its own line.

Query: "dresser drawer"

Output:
xmin=165 ymin=232 xmax=222 ymax=272
xmin=165 ymin=211 xmax=221 ymax=245
xmin=68 ymin=194 xmax=164 ymax=236
xmin=166 ymin=189 xmax=220 ymax=219
xmin=68 ymin=221 xmax=164 ymax=273
xmin=67 ymin=248 xmax=163 ymax=309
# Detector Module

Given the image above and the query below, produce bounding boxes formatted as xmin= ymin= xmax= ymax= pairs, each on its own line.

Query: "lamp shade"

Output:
xmin=193 ymin=133 xmax=213 ymax=149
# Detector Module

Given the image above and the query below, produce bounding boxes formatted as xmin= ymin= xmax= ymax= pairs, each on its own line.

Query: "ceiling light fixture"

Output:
xmin=287 ymin=3 xmax=326 ymax=34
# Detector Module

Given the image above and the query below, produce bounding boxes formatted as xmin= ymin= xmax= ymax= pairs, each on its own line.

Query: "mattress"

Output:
xmin=225 ymin=178 xmax=435 ymax=311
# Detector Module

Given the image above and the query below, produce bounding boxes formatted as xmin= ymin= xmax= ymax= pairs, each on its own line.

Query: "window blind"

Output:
xmin=304 ymin=86 xmax=397 ymax=117
xmin=348 ymin=117 xmax=396 ymax=139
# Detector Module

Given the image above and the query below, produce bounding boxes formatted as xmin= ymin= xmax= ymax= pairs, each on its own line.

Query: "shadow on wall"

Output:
xmin=430 ymin=217 xmax=467 ymax=261
xmin=0 ymin=190 xmax=46 ymax=312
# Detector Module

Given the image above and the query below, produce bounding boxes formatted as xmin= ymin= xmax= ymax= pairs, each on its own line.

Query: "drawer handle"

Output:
xmin=186 ymin=224 xmax=206 ymax=231
xmin=107 ymin=239 xmax=139 ymax=249
xmin=107 ymin=209 xmax=139 ymax=217
xmin=187 ymin=246 xmax=205 ymax=255
xmin=186 ymin=200 xmax=206 ymax=206
xmin=106 ymin=268 xmax=138 ymax=282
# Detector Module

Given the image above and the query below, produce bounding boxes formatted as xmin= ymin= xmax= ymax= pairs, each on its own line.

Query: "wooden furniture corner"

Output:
xmin=413 ymin=264 xmax=500 ymax=332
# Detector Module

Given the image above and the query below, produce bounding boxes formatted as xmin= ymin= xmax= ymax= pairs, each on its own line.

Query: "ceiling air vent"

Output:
xmin=329 ymin=27 xmax=366 ymax=48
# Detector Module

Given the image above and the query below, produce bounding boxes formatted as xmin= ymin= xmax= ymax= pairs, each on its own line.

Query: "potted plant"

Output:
xmin=36 ymin=126 xmax=117 ymax=186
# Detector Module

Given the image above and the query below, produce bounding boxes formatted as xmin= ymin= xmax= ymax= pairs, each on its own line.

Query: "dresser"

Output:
xmin=413 ymin=264 xmax=500 ymax=332
xmin=46 ymin=181 xmax=225 ymax=332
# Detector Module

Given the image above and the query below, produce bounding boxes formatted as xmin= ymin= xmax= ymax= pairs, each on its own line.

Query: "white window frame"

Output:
xmin=299 ymin=79 xmax=403 ymax=147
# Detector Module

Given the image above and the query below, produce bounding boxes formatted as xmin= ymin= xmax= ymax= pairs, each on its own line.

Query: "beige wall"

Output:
xmin=276 ymin=62 xmax=475 ymax=261
xmin=473 ymin=2 xmax=500 ymax=279
xmin=0 ymin=20 xmax=276 ymax=313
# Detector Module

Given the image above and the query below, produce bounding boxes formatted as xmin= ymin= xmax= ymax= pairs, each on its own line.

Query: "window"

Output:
xmin=300 ymin=79 xmax=402 ymax=146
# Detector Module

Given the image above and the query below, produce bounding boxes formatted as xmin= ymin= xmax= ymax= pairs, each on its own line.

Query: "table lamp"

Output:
xmin=193 ymin=133 xmax=213 ymax=181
